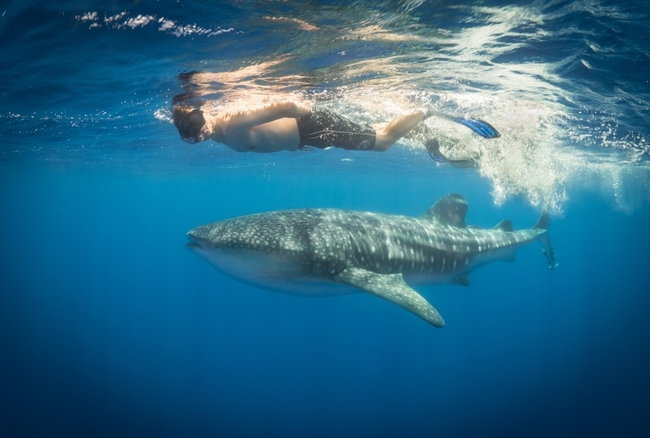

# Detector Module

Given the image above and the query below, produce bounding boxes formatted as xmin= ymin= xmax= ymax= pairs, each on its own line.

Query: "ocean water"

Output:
xmin=1 ymin=1 xmax=649 ymax=437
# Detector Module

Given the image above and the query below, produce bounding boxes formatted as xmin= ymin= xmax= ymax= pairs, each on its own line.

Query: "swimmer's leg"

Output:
xmin=374 ymin=110 xmax=425 ymax=151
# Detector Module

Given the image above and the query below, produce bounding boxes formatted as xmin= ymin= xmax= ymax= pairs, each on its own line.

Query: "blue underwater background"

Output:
xmin=1 ymin=1 xmax=650 ymax=437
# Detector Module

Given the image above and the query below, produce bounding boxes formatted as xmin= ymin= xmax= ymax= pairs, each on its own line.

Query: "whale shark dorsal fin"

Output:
xmin=493 ymin=219 xmax=513 ymax=232
xmin=421 ymin=193 xmax=468 ymax=228
xmin=335 ymin=268 xmax=445 ymax=328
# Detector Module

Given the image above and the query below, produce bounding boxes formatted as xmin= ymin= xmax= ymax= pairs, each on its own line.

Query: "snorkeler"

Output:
xmin=172 ymin=64 xmax=499 ymax=158
xmin=173 ymin=101 xmax=431 ymax=153
xmin=173 ymin=100 xmax=500 ymax=157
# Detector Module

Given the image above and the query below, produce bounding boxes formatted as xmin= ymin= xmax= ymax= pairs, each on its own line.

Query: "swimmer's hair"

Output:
xmin=179 ymin=70 xmax=199 ymax=81
xmin=173 ymin=106 xmax=206 ymax=141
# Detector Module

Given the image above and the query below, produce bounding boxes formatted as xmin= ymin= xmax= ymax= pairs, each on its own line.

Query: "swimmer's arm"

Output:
xmin=225 ymin=101 xmax=311 ymax=131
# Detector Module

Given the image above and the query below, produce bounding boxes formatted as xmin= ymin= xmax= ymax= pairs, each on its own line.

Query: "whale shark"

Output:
xmin=186 ymin=194 xmax=556 ymax=327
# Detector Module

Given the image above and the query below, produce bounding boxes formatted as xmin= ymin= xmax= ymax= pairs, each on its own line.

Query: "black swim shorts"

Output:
xmin=296 ymin=110 xmax=376 ymax=151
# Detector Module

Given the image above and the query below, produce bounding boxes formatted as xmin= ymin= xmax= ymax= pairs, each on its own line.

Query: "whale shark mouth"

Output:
xmin=185 ymin=241 xmax=202 ymax=250
xmin=186 ymin=233 xmax=213 ymax=253
xmin=185 ymin=231 xmax=202 ymax=249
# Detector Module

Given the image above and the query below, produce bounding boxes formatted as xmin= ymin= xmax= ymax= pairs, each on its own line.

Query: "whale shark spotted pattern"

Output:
xmin=186 ymin=194 xmax=556 ymax=327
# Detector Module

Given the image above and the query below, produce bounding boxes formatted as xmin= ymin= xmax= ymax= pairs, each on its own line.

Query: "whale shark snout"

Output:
xmin=185 ymin=229 xmax=211 ymax=253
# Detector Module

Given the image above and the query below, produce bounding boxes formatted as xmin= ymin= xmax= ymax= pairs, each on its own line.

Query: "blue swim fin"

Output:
xmin=426 ymin=139 xmax=448 ymax=162
xmin=425 ymin=139 xmax=479 ymax=168
xmin=427 ymin=111 xmax=501 ymax=139
xmin=451 ymin=118 xmax=500 ymax=139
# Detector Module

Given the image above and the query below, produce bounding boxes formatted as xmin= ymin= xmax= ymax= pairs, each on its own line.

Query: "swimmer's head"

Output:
xmin=173 ymin=106 xmax=207 ymax=143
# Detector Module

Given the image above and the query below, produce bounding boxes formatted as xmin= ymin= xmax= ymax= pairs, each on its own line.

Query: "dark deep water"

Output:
xmin=1 ymin=1 xmax=650 ymax=437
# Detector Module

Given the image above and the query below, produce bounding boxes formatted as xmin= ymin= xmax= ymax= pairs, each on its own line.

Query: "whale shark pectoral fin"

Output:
xmin=451 ymin=273 xmax=471 ymax=286
xmin=335 ymin=268 xmax=445 ymax=328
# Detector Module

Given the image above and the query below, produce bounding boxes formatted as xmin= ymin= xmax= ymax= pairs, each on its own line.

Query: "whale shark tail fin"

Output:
xmin=534 ymin=211 xmax=558 ymax=270
xmin=534 ymin=210 xmax=551 ymax=230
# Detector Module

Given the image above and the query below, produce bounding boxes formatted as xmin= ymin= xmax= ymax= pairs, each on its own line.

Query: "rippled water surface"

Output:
xmin=2 ymin=0 xmax=649 ymax=209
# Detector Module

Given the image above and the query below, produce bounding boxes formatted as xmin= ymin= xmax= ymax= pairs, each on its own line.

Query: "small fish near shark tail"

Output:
xmin=534 ymin=210 xmax=558 ymax=270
